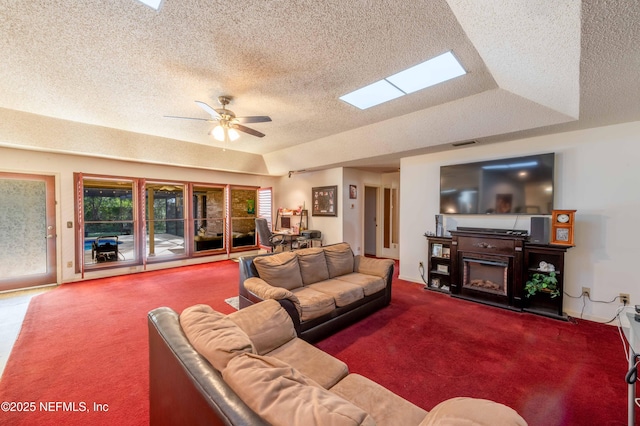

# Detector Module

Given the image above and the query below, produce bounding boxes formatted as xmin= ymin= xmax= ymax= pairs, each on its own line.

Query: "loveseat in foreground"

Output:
xmin=238 ymin=242 xmax=394 ymax=341
xmin=148 ymin=299 xmax=527 ymax=425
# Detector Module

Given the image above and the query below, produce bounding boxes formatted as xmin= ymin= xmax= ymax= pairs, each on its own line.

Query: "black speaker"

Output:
xmin=530 ymin=217 xmax=550 ymax=244
xmin=435 ymin=214 xmax=443 ymax=237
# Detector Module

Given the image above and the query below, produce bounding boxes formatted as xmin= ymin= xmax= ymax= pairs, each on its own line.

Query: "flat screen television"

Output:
xmin=440 ymin=153 xmax=554 ymax=215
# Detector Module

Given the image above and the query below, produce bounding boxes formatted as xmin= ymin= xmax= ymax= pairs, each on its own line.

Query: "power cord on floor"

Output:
xmin=615 ymin=304 xmax=640 ymax=393
xmin=563 ymin=290 xmax=628 ymax=324
xmin=418 ymin=263 xmax=428 ymax=286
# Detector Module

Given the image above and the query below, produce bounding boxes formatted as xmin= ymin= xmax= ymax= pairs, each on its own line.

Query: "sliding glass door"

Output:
xmin=192 ymin=185 xmax=226 ymax=253
xmin=146 ymin=183 xmax=186 ymax=258
xmin=75 ymin=174 xmax=261 ymax=269
xmin=81 ymin=178 xmax=136 ymax=266
xmin=0 ymin=173 xmax=57 ymax=291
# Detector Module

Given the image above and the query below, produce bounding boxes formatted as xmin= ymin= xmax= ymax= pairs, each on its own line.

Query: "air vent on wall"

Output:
xmin=452 ymin=140 xmax=477 ymax=147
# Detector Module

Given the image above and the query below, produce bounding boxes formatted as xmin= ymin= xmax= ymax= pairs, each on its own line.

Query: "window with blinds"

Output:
xmin=257 ymin=187 xmax=273 ymax=230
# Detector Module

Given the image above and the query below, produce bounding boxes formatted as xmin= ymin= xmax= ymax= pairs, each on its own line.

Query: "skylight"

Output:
xmin=339 ymin=51 xmax=466 ymax=110
xmin=136 ymin=0 xmax=163 ymax=10
xmin=339 ymin=80 xmax=405 ymax=111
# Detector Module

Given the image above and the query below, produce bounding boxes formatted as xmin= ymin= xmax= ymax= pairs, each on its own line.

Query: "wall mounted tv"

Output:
xmin=440 ymin=153 xmax=554 ymax=215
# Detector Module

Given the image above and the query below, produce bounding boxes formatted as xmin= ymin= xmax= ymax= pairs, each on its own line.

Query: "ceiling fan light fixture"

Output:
xmin=211 ymin=125 xmax=225 ymax=141
xmin=228 ymin=127 xmax=240 ymax=141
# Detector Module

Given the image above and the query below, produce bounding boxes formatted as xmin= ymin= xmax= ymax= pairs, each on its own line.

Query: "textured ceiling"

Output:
xmin=0 ymin=0 xmax=639 ymax=175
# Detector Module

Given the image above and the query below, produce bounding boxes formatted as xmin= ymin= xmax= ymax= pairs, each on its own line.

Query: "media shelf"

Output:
xmin=522 ymin=244 xmax=570 ymax=320
xmin=426 ymin=237 xmax=452 ymax=294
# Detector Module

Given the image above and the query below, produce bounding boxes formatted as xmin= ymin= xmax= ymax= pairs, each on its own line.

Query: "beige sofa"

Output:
xmin=148 ymin=299 xmax=527 ymax=425
xmin=238 ymin=243 xmax=394 ymax=341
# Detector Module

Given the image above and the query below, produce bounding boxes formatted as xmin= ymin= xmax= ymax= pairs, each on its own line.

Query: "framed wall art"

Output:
xmin=349 ymin=185 xmax=357 ymax=199
xmin=312 ymin=185 xmax=338 ymax=216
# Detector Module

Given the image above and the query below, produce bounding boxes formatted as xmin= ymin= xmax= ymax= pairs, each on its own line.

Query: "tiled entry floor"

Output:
xmin=0 ymin=287 xmax=54 ymax=378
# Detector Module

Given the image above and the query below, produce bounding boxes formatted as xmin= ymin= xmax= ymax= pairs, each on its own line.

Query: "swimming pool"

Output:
xmin=84 ymin=239 xmax=122 ymax=251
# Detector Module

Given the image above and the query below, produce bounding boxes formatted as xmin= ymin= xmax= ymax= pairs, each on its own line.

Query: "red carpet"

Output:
xmin=0 ymin=260 xmax=631 ymax=425
xmin=0 ymin=261 xmax=238 ymax=426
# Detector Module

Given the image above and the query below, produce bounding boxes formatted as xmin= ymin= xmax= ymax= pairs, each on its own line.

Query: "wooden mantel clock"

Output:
xmin=550 ymin=209 xmax=576 ymax=246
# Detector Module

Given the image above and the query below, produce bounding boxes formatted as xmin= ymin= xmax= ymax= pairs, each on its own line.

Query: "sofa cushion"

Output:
xmin=223 ymin=353 xmax=375 ymax=426
xmin=308 ymin=279 xmax=364 ymax=307
xmin=228 ymin=299 xmax=296 ymax=355
xmin=331 ymin=373 xmax=428 ymax=425
xmin=324 ymin=243 xmax=355 ymax=278
xmin=335 ymin=273 xmax=386 ymax=296
xmin=419 ymin=397 xmax=528 ymax=426
xmin=267 ymin=337 xmax=349 ymax=389
xmin=291 ymin=286 xmax=336 ymax=321
xmin=253 ymin=251 xmax=303 ymax=290
xmin=179 ymin=304 xmax=253 ymax=371
xmin=296 ymin=247 xmax=330 ymax=285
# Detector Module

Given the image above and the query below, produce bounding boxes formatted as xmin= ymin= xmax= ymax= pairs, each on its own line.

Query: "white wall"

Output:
xmin=0 ymin=147 xmax=277 ymax=284
xmin=274 ymin=168 xmax=386 ymax=255
xmin=274 ymin=168 xmax=344 ymax=246
xmin=400 ymin=121 xmax=640 ymax=322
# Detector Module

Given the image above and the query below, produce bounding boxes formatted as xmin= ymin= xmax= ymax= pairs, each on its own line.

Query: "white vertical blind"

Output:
xmin=258 ymin=187 xmax=273 ymax=230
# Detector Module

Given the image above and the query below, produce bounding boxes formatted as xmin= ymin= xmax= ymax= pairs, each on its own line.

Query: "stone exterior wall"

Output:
xmin=230 ymin=188 xmax=256 ymax=234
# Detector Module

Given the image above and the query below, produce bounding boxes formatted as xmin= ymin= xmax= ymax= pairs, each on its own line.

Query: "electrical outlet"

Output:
xmin=620 ymin=293 xmax=630 ymax=305
xmin=419 ymin=261 xmax=424 ymax=269
xmin=66 ymin=261 xmax=73 ymax=268
xmin=582 ymin=287 xmax=590 ymax=298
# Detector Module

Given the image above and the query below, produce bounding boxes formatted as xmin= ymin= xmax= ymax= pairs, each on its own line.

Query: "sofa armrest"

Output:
xmin=244 ymin=277 xmax=302 ymax=316
xmin=354 ymin=256 xmax=395 ymax=280
xmin=419 ymin=397 xmax=527 ymax=426
xmin=148 ymin=307 xmax=268 ymax=426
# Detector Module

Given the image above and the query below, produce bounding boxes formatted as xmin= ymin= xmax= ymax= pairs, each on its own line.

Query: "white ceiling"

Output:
xmin=0 ymin=0 xmax=639 ymax=175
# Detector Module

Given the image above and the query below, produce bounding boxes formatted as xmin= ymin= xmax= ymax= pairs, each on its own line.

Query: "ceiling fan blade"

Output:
xmin=233 ymin=123 xmax=266 ymax=138
xmin=235 ymin=116 xmax=272 ymax=124
xmin=164 ymin=115 xmax=212 ymax=122
xmin=194 ymin=101 xmax=222 ymax=119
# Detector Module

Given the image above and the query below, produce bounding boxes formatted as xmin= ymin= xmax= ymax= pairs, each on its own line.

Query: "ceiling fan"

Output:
xmin=165 ymin=96 xmax=271 ymax=142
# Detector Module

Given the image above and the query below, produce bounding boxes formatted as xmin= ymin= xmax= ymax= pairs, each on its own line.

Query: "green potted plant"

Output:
xmin=525 ymin=272 xmax=560 ymax=298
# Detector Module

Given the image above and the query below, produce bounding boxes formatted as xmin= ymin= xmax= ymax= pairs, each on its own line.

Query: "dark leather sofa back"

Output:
xmin=147 ymin=307 xmax=268 ymax=426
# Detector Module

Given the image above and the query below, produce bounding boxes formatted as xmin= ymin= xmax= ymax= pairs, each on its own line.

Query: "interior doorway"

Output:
xmin=364 ymin=186 xmax=377 ymax=256
xmin=0 ymin=173 xmax=57 ymax=292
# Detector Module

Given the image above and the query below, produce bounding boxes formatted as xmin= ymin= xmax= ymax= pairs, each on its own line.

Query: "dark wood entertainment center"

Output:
xmin=426 ymin=228 xmax=570 ymax=320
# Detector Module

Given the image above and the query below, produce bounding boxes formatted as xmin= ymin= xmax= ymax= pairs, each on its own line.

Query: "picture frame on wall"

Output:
xmin=312 ymin=185 xmax=338 ymax=217
xmin=349 ymin=185 xmax=357 ymax=199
